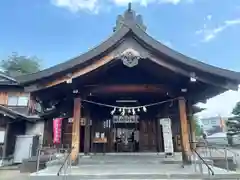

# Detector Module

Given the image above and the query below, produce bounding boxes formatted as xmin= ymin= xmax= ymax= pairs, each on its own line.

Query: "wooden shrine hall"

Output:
xmin=17 ymin=4 xmax=240 ymax=164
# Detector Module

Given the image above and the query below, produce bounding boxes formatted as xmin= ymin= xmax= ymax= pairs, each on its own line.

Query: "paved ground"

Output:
xmin=1 ymin=149 xmax=240 ymax=180
xmin=0 ymin=170 xmax=29 ymax=180
xmin=31 ymin=154 xmax=239 ymax=180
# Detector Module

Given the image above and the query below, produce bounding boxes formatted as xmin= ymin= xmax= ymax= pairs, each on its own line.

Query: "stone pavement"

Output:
xmin=1 ymin=153 xmax=240 ymax=180
xmin=0 ymin=170 xmax=30 ymax=180
xmin=30 ymin=154 xmax=240 ymax=180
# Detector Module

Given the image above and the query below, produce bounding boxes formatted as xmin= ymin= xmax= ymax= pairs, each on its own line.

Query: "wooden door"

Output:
xmin=139 ymin=120 xmax=157 ymax=151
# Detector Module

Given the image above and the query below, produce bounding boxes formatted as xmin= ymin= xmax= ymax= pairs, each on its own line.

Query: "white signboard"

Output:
xmin=160 ymin=118 xmax=174 ymax=156
xmin=0 ymin=131 xmax=5 ymax=143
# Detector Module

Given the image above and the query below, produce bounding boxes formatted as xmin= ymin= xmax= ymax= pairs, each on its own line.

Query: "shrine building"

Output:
xmin=17 ymin=5 xmax=240 ymax=164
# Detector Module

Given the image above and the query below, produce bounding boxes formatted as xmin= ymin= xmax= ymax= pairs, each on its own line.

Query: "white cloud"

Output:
xmin=225 ymin=18 xmax=240 ymax=25
xmin=111 ymin=0 xmax=154 ymax=6
xmin=196 ymin=17 xmax=240 ymax=43
xmin=158 ymin=0 xmax=181 ymax=5
xmin=206 ymin=15 xmax=212 ymax=21
xmin=202 ymin=26 xmax=225 ymax=42
xmin=114 ymin=0 xmax=193 ymax=6
xmin=52 ymin=0 xmax=100 ymax=13
xmin=52 ymin=0 xmax=194 ymax=13
xmin=196 ymin=89 xmax=240 ymax=118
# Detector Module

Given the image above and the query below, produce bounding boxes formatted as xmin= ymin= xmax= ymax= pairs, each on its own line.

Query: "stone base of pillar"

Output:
xmin=164 ymin=152 xmax=174 ymax=158
xmin=182 ymin=150 xmax=192 ymax=165
xmin=71 ymin=156 xmax=79 ymax=166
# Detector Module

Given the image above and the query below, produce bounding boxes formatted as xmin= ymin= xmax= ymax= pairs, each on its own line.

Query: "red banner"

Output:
xmin=53 ymin=118 xmax=63 ymax=144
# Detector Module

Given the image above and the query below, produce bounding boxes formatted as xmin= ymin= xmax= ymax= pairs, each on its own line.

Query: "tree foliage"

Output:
xmin=192 ymin=115 xmax=203 ymax=137
xmin=1 ymin=52 xmax=41 ymax=77
xmin=226 ymin=101 xmax=240 ymax=142
xmin=232 ymin=101 xmax=240 ymax=116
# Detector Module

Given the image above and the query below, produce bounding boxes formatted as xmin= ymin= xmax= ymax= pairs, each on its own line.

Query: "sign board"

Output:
xmin=69 ymin=118 xmax=92 ymax=126
xmin=68 ymin=118 xmax=73 ymax=123
xmin=0 ymin=131 xmax=5 ymax=143
xmin=53 ymin=118 xmax=63 ymax=144
xmin=113 ymin=115 xmax=139 ymax=123
xmin=160 ymin=118 xmax=174 ymax=156
xmin=80 ymin=118 xmax=86 ymax=126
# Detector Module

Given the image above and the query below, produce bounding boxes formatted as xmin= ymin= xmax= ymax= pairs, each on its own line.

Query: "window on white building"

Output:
xmin=18 ymin=96 xmax=29 ymax=106
xmin=0 ymin=130 xmax=5 ymax=143
xmin=203 ymin=120 xmax=209 ymax=125
xmin=7 ymin=95 xmax=18 ymax=106
xmin=211 ymin=120 xmax=217 ymax=125
xmin=8 ymin=93 xmax=29 ymax=106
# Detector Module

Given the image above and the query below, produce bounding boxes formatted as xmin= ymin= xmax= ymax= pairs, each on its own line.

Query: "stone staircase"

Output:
xmin=29 ymin=153 xmax=240 ymax=180
xmin=197 ymin=147 xmax=240 ymax=171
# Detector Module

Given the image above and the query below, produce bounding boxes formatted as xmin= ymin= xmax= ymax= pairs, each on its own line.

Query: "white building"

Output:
xmin=200 ymin=116 xmax=227 ymax=136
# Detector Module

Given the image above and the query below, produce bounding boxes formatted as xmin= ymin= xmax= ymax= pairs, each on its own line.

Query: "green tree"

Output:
xmin=194 ymin=116 xmax=203 ymax=136
xmin=232 ymin=102 xmax=240 ymax=116
xmin=226 ymin=101 xmax=240 ymax=146
xmin=193 ymin=115 xmax=203 ymax=137
xmin=1 ymin=52 xmax=41 ymax=77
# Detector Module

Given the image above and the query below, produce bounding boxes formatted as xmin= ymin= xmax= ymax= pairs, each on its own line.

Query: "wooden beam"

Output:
xmin=187 ymin=101 xmax=196 ymax=150
xmin=178 ymin=97 xmax=191 ymax=164
xmin=150 ymin=55 xmax=238 ymax=91
xmin=85 ymin=84 xmax=173 ymax=95
xmin=45 ymin=55 xmax=114 ymax=88
xmin=71 ymin=97 xmax=81 ymax=164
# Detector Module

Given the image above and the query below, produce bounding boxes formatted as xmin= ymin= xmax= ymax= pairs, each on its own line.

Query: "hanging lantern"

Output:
xmin=119 ymin=108 xmax=122 ymax=112
xmin=143 ymin=106 xmax=147 ymax=112
xmin=128 ymin=108 xmax=131 ymax=113
xmin=137 ymin=108 xmax=140 ymax=112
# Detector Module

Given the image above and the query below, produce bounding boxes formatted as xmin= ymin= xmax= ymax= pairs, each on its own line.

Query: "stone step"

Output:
xmin=36 ymin=154 xmax=240 ymax=180
xmin=29 ymin=173 xmax=240 ymax=180
xmin=30 ymin=163 xmax=240 ymax=180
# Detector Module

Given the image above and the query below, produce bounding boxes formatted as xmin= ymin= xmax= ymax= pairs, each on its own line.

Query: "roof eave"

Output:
xmin=130 ymin=25 xmax=240 ymax=83
xmin=0 ymin=105 xmax=40 ymax=122
xmin=16 ymin=22 xmax=240 ymax=89
xmin=16 ymin=26 xmax=131 ymax=85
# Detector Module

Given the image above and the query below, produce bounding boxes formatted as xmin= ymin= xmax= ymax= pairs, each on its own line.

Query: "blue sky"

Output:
xmin=0 ymin=0 xmax=240 ymax=117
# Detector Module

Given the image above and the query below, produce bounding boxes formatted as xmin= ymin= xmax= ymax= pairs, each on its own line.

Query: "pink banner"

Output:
xmin=53 ymin=118 xmax=63 ymax=144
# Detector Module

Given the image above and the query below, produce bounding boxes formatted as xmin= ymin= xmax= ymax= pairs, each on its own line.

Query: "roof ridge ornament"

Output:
xmin=119 ymin=48 xmax=141 ymax=68
xmin=128 ymin=2 xmax=132 ymax=12
xmin=113 ymin=3 xmax=147 ymax=32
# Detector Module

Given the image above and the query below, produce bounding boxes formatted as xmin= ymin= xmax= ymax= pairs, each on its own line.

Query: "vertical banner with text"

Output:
xmin=53 ymin=118 xmax=63 ymax=144
xmin=160 ymin=118 xmax=174 ymax=156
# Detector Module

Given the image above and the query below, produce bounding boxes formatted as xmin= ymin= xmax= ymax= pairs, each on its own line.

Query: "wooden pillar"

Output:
xmin=43 ymin=120 xmax=53 ymax=146
xmin=187 ymin=102 xmax=196 ymax=150
xmin=71 ymin=97 xmax=81 ymax=164
xmin=178 ymin=97 xmax=191 ymax=164
xmin=155 ymin=118 xmax=161 ymax=152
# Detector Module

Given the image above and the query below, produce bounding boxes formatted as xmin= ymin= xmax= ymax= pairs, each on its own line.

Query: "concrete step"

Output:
xmin=30 ymin=163 xmax=240 ymax=180
xmin=29 ymin=174 xmax=240 ymax=180
xmin=33 ymin=153 xmax=240 ymax=180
